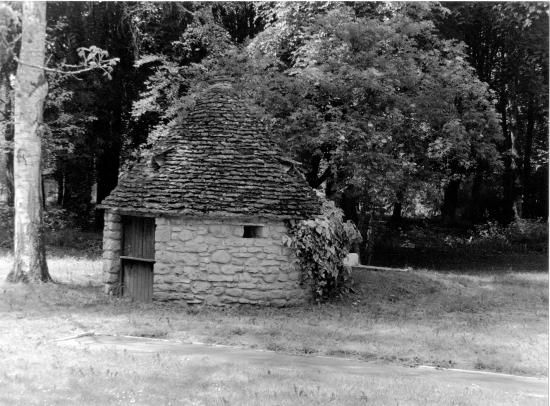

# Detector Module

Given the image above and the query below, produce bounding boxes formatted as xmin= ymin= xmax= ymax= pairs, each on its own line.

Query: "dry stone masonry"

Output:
xmin=102 ymin=211 xmax=122 ymax=293
xmin=153 ymin=218 xmax=307 ymax=306
xmin=101 ymin=213 xmax=309 ymax=305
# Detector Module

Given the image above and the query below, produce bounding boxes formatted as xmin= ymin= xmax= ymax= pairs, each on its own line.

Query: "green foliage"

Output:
xmin=0 ymin=206 xmax=79 ymax=236
xmin=463 ymin=219 xmax=548 ymax=253
xmin=127 ymin=4 xmax=244 ymax=164
xmin=0 ymin=206 xmax=101 ymax=254
xmin=374 ymin=217 xmax=547 ymax=261
xmin=473 ymin=220 xmax=506 ymax=241
xmin=473 ymin=218 xmax=549 ymax=252
xmin=283 ymin=198 xmax=362 ymax=301
xmin=4 ymin=1 xmax=540 ymax=241
xmin=0 ymin=205 xmax=13 ymax=247
xmin=73 ymin=45 xmax=119 ymax=79
xmin=367 ymin=217 xmax=547 ymax=275
xmin=230 ymin=2 xmax=501 ymax=218
xmin=437 ymin=2 xmax=549 ymax=221
xmin=506 ymin=218 xmax=548 ymax=246
xmin=39 ymin=2 xmax=143 ymax=222
xmin=43 ymin=208 xmax=78 ymax=232
xmin=124 ymin=2 xmax=549 ymax=232
xmin=126 ymin=2 xmax=524 ymax=247
xmin=0 ymin=3 xmax=20 ymax=70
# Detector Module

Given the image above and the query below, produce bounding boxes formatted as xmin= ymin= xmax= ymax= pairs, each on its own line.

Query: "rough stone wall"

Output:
xmin=102 ymin=211 xmax=122 ymax=294
xmin=154 ymin=217 xmax=309 ymax=306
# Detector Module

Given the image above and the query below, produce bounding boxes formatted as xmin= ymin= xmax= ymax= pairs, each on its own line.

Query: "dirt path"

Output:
xmin=58 ymin=333 xmax=548 ymax=400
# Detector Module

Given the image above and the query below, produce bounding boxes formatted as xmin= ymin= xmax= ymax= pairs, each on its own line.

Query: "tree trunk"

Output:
xmin=469 ymin=168 xmax=484 ymax=223
xmin=94 ymin=96 xmax=123 ymax=229
xmin=64 ymin=151 xmax=94 ymax=228
xmin=5 ymin=138 xmax=14 ymax=205
xmin=500 ymin=91 xmax=517 ymax=225
xmin=0 ymin=4 xmax=13 ymax=207
xmin=391 ymin=201 xmax=402 ymax=223
xmin=390 ymin=190 xmax=404 ymax=226
xmin=442 ymin=179 xmax=460 ymax=225
xmin=340 ymin=185 xmax=359 ymax=224
xmin=4 ymin=89 xmax=14 ymax=206
xmin=521 ymin=97 xmax=535 ymax=218
xmin=55 ymin=163 xmax=65 ymax=206
xmin=0 ymin=78 xmax=9 ymax=205
xmin=7 ymin=2 xmax=51 ymax=283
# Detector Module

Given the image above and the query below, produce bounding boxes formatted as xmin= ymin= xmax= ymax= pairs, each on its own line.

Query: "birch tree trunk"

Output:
xmin=6 ymin=2 xmax=51 ymax=282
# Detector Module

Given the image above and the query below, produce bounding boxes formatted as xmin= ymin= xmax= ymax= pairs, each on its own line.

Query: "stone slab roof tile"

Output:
xmin=99 ymin=83 xmax=321 ymax=219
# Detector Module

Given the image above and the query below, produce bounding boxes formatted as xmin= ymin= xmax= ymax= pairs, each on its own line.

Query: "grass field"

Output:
xmin=0 ymin=249 xmax=547 ymax=405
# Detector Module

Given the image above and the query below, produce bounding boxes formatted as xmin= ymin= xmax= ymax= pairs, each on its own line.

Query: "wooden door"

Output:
xmin=121 ymin=216 xmax=155 ymax=302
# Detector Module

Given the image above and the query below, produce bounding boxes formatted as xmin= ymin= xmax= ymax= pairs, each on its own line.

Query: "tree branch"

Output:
xmin=13 ymin=55 xmax=119 ymax=80
xmin=310 ymin=166 xmax=333 ymax=188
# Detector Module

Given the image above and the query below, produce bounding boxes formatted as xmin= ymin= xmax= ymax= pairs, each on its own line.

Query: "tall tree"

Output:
xmin=130 ymin=2 xmax=501 ymax=230
xmin=238 ymin=2 xmax=500 ymax=223
xmin=438 ymin=2 xmax=549 ymax=222
xmin=7 ymin=1 xmax=51 ymax=282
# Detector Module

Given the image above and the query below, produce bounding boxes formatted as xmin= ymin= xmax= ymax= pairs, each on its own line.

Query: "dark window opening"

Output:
xmin=243 ymin=225 xmax=263 ymax=238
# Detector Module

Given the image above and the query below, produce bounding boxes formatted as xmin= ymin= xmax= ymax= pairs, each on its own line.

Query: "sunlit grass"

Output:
xmin=0 ymin=342 xmax=544 ymax=406
xmin=0 ymin=251 xmax=102 ymax=286
xmin=0 ymin=250 xmax=547 ymax=404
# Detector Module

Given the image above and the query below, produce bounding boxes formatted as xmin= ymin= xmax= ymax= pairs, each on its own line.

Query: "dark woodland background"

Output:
xmin=0 ymin=2 xmax=548 ymax=266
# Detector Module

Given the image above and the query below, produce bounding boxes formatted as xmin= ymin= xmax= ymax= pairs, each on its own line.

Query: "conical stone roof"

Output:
xmin=99 ymin=82 xmax=322 ymax=219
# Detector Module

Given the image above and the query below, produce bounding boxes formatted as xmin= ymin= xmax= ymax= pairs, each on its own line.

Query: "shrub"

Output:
xmin=469 ymin=219 xmax=548 ymax=253
xmin=0 ymin=206 xmax=101 ymax=254
xmin=466 ymin=220 xmax=509 ymax=252
xmin=505 ymin=218 xmax=548 ymax=250
xmin=43 ymin=208 xmax=79 ymax=232
xmin=474 ymin=220 xmax=507 ymax=242
xmin=283 ymin=199 xmax=362 ymax=302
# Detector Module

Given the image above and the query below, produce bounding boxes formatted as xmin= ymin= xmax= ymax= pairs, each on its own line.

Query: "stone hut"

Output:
xmin=98 ymin=81 xmax=321 ymax=306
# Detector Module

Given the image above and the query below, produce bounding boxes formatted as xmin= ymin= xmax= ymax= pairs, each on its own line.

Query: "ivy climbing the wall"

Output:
xmin=284 ymin=198 xmax=362 ymax=302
